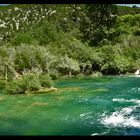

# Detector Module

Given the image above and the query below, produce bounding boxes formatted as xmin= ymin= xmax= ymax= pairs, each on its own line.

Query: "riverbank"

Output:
xmin=0 ymin=71 xmax=138 ymax=95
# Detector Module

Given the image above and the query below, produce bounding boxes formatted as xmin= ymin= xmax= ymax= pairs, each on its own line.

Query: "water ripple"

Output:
xmin=100 ymin=98 xmax=140 ymax=128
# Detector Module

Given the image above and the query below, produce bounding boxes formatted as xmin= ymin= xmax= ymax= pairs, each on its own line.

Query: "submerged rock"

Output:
xmin=26 ymin=87 xmax=58 ymax=94
xmin=37 ymin=87 xmax=58 ymax=93
xmin=50 ymin=87 xmax=58 ymax=91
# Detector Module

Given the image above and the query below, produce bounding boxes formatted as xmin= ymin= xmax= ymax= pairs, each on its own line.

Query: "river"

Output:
xmin=0 ymin=76 xmax=140 ymax=135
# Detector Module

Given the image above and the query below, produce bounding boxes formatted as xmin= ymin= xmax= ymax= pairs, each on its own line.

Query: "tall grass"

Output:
xmin=4 ymin=73 xmax=53 ymax=94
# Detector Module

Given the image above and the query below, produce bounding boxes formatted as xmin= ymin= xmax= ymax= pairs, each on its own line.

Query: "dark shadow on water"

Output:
xmin=124 ymin=128 xmax=140 ymax=136
xmin=0 ymin=116 xmax=30 ymax=135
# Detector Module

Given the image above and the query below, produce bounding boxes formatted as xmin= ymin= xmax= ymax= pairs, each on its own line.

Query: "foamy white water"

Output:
xmin=101 ymin=98 xmax=140 ymax=128
xmin=91 ymin=133 xmax=99 ymax=136
xmin=112 ymin=98 xmax=140 ymax=104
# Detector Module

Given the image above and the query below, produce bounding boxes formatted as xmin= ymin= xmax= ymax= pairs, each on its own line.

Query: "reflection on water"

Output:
xmin=0 ymin=76 xmax=140 ymax=135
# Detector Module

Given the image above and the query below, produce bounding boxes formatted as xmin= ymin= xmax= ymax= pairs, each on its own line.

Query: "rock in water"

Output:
xmin=134 ymin=69 xmax=140 ymax=75
xmin=50 ymin=87 xmax=58 ymax=91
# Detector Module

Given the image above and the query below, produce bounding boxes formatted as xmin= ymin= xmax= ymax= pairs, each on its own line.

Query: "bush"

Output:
xmin=33 ymin=22 xmax=59 ymax=46
xmin=134 ymin=59 xmax=140 ymax=71
xmin=5 ymin=73 xmax=42 ymax=94
xmin=9 ymin=20 xmax=59 ymax=46
xmin=48 ymin=32 xmax=94 ymax=63
xmin=133 ymin=29 xmax=140 ymax=36
xmin=0 ymin=46 xmax=16 ymax=80
xmin=97 ymin=45 xmax=136 ymax=74
xmin=14 ymin=44 xmax=56 ymax=73
xmin=22 ymin=73 xmax=41 ymax=91
xmin=5 ymin=78 xmax=27 ymax=94
xmin=56 ymin=55 xmax=80 ymax=75
xmin=10 ymin=32 xmax=35 ymax=46
xmin=49 ymin=70 xmax=60 ymax=80
xmin=4 ymin=72 xmax=54 ymax=94
xmin=0 ymin=79 xmax=6 ymax=90
xmin=39 ymin=74 xmax=53 ymax=88
xmin=119 ymin=14 xmax=140 ymax=27
xmin=114 ymin=55 xmax=135 ymax=73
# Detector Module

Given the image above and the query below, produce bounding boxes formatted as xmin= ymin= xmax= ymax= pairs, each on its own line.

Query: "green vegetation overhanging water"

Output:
xmin=0 ymin=76 xmax=140 ymax=135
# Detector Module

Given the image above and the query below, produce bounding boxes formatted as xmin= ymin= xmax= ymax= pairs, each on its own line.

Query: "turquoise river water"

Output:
xmin=0 ymin=76 xmax=140 ymax=135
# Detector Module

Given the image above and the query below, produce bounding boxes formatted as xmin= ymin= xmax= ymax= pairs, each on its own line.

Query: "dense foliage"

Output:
xmin=0 ymin=4 xmax=140 ymax=94
xmin=80 ymin=4 xmax=117 ymax=46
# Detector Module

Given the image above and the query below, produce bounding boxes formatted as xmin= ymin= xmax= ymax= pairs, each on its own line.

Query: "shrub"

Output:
xmin=49 ymin=70 xmax=60 ymax=80
xmin=0 ymin=46 xmax=16 ymax=80
xmin=14 ymin=44 xmax=56 ymax=73
xmin=39 ymin=74 xmax=53 ymax=88
xmin=10 ymin=32 xmax=35 ymax=46
xmin=56 ymin=55 xmax=80 ymax=75
xmin=134 ymin=59 xmax=140 ymax=71
xmin=133 ymin=29 xmax=140 ymax=36
xmin=5 ymin=78 xmax=27 ymax=94
xmin=33 ymin=22 xmax=59 ymax=46
xmin=5 ymin=73 xmax=42 ymax=94
xmin=0 ymin=79 xmax=6 ymax=90
xmin=119 ymin=14 xmax=140 ymax=27
xmin=22 ymin=73 xmax=41 ymax=91
xmin=48 ymin=32 xmax=94 ymax=63
xmin=114 ymin=55 xmax=132 ymax=74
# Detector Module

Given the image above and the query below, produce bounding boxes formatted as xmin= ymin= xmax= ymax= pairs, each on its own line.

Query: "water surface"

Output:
xmin=0 ymin=76 xmax=140 ymax=135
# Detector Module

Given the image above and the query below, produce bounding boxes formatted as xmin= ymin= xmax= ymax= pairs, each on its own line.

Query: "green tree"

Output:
xmin=80 ymin=4 xmax=117 ymax=46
